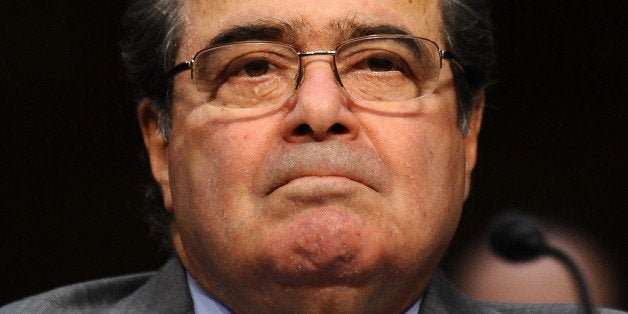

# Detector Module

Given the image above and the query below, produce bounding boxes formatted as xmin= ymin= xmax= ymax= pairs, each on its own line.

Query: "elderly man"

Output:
xmin=2 ymin=0 xmax=621 ymax=313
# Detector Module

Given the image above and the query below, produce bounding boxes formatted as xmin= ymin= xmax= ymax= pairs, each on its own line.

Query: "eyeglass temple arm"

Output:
xmin=441 ymin=50 xmax=464 ymax=73
xmin=166 ymin=61 xmax=193 ymax=77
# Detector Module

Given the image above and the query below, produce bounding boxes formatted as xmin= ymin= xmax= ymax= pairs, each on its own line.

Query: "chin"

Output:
xmin=255 ymin=208 xmax=425 ymax=288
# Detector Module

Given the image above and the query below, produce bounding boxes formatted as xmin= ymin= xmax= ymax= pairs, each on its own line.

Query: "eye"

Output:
xmin=342 ymin=50 xmax=410 ymax=75
xmin=366 ymin=57 xmax=396 ymax=72
xmin=243 ymin=60 xmax=270 ymax=77
xmin=220 ymin=54 xmax=278 ymax=81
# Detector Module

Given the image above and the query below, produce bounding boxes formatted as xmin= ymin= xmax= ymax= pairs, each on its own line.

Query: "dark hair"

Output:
xmin=441 ymin=0 xmax=496 ymax=134
xmin=121 ymin=0 xmax=183 ymax=138
xmin=121 ymin=0 xmax=496 ymax=248
xmin=121 ymin=0 xmax=184 ymax=248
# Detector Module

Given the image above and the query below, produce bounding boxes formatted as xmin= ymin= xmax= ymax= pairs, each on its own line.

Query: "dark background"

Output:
xmin=1 ymin=1 xmax=625 ymax=309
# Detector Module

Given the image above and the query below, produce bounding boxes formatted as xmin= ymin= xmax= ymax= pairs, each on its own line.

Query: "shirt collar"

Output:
xmin=187 ymin=272 xmax=232 ymax=314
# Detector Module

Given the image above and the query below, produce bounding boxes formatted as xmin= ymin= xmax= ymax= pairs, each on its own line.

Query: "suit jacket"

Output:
xmin=2 ymin=256 xmax=623 ymax=313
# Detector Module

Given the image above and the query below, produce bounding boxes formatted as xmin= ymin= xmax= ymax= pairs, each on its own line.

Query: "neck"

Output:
xmin=188 ymin=268 xmax=428 ymax=313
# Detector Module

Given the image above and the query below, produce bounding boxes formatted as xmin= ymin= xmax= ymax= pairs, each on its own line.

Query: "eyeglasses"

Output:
xmin=167 ymin=35 xmax=460 ymax=110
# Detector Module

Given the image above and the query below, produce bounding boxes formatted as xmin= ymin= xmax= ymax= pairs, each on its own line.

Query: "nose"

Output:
xmin=280 ymin=60 xmax=359 ymax=143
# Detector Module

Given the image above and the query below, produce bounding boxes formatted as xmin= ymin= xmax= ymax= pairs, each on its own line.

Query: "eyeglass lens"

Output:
xmin=190 ymin=37 xmax=442 ymax=109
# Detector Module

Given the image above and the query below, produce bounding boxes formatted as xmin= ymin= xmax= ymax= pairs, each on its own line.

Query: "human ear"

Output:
xmin=463 ymin=92 xmax=485 ymax=199
xmin=138 ymin=99 xmax=173 ymax=212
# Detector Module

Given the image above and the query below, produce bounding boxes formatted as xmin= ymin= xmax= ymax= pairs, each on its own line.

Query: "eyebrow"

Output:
xmin=208 ymin=20 xmax=297 ymax=47
xmin=206 ymin=20 xmax=412 ymax=48
xmin=348 ymin=24 xmax=411 ymax=38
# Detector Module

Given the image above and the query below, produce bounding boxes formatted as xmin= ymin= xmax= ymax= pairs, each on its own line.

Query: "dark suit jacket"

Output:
xmin=1 ymin=257 xmax=623 ymax=313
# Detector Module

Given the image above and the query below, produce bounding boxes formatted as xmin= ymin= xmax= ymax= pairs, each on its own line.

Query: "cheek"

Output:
xmin=361 ymin=105 xmax=465 ymax=196
xmin=357 ymin=104 xmax=466 ymax=252
xmin=167 ymin=105 xmax=280 ymax=236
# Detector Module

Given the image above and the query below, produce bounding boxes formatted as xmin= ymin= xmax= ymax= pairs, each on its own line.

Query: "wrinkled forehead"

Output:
xmin=178 ymin=0 xmax=443 ymax=57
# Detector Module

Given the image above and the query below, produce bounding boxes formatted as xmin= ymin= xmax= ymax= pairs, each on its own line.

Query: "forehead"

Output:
xmin=179 ymin=0 xmax=443 ymax=55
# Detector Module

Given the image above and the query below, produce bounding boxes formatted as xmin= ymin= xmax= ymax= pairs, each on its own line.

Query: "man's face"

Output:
xmin=140 ymin=0 xmax=482 ymax=311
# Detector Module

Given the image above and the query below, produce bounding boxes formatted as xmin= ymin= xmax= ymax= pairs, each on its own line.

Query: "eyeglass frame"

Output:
xmin=166 ymin=34 xmax=464 ymax=101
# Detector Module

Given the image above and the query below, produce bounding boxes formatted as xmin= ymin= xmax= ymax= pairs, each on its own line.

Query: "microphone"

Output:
xmin=488 ymin=213 xmax=594 ymax=314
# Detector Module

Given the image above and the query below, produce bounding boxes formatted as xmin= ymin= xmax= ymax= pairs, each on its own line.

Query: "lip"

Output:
xmin=269 ymin=174 xmax=377 ymax=202
xmin=254 ymin=141 xmax=387 ymax=196
xmin=267 ymin=171 xmax=378 ymax=196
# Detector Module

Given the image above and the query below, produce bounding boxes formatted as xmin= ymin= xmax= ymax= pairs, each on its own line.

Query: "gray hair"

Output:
xmin=120 ymin=0 xmax=496 ymax=248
